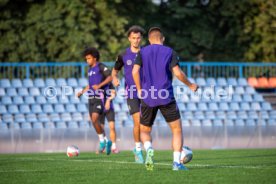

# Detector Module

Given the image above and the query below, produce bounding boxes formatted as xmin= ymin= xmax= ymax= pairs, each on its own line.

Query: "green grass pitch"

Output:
xmin=0 ymin=149 xmax=276 ymax=184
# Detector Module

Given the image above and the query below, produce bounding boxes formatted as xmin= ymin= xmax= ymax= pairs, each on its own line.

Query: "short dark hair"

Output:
xmin=148 ymin=27 xmax=163 ymax=37
xmin=82 ymin=47 xmax=100 ymax=61
xmin=127 ymin=25 xmax=145 ymax=37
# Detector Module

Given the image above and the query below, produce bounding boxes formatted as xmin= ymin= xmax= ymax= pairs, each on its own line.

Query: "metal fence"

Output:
xmin=0 ymin=62 xmax=275 ymax=79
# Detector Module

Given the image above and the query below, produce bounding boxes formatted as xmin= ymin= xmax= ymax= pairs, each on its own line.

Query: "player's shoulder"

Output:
xmin=98 ymin=62 xmax=110 ymax=71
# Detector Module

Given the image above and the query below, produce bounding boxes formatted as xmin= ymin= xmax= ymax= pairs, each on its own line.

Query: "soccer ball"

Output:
xmin=180 ymin=146 xmax=193 ymax=164
xmin=66 ymin=145 xmax=80 ymax=157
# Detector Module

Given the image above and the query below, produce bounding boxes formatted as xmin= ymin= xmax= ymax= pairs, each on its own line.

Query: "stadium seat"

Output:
xmin=44 ymin=122 xmax=55 ymax=129
xmin=247 ymin=77 xmax=258 ymax=87
xmin=202 ymin=119 xmax=212 ymax=126
xmin=56 ymin=78 xmax=67 ymax=87
xmin=177 ymin=103 xmax=185 ymax=111
xmin=257 ymin=77 xmax=269 ymax=88
xmin=121 ymin=103 xmax=129 ymax=112
xmin=78 ymin=78 xmax=88 ymax=87
xmin=235 ymin=86 xmax=245 ymax=94
xmin=206 ymin=78 xmax=216 ymax=86
xmin=191 ymin=119 xmax=201 ymax=126
xmin=19 ymin=104 xmax=31 ymax=114
xmin=194 ymin=111 xmax=205 ymax=120
xmin=245 ymin=87 xmax=255 ymax=94
xmin=179 ymin=94 xmax=189 ymax=102
xmin=268 ymin=77 xmax=276 ymax=88
xmin=262 ymin=102 xmax=272 ymax=110
xmin=67 ymin=78 xmax=78 ymax=87
xmin=80 ymin=95 xmax=88 ymax=104
xmin=79 ymin=121 xmax=90 ymax=129
xmin=72 ymin=112 xmax=83 ymax=121
xmin=65 ymin=104 xmax=77 ymax=113
xmin=0 ymin=123 xmax=8 ymax=130
xmin=233 ymin=94 xmax=242 ymax=102
xmin=229 ymin=102 xmax=239 ymax=111
xmin=208 ymin=102 xmax=218 ymax=111
xmin=22 ymin=79 xmax=34 ymax=88
xmin=182 ymin=119 xmax=190 ymax=127
xmin=26 ymin=113 xmax=38 ymax=123
xmin=21 ymin=122 xmax=32 ymax=129
xmin=1 ymin=96 xmax=12 ymax=105
xmin=113 ymin=103 xmax=121 ymax=112
xmin=56 ymin=121 xmax=67 ymax=129
xmin=0 ymin=79 xmax=11 ymax=88
xmin=33 ymin=123 xmax=43 ymax=129
xmin=36 ymin=96 xmax=47 ymax=104
xmin=45 ymin=78 xmax=56 ymax=86
xmin=267 ymin=119 xmax=276 ymax=126
xmin=2 ymin=114 xmax=13 ymax=123
xmin=238 ymin=78 xmax=248 ymax=86
xmin=34 ymin=79 xmax=45 ymax=88
xmin=24 ymin=96 xmax=35 ymax=104
xmin=196 ymin=78 xmax=206 ymax=86
xmin=49 ymin=113 xmax=61 ymax=122
xmin=13 ymin=96 xmax=24 ymax=105
xmin=198 ymin=102 xmax=208 ymax=111
xmin=47 ymin=97 xmax=58 ymax=104
xmin=219 ymin=102 xmax=229 ymax=111
xmin=248 ymin=111 xmax=258 ymax=119
xmin=251 ymin=102 xmax=261 ymax=111
xmin=253 ymin=94 xmax=264 ymax=102
xmin=68 ymin=121 xmax=79 ymax=129
xmin=0 ymin=105 xmax=7 ymax=114
xmin=14 ymin=114 xmax=26 ymax=123
xmin=29 ymin=87 xmax=40 ymax=96
xmin=11 ymin=79 xmax=22 ymax=88
xmin=54 ymin=104 xmax=65 ymax=113
xmin=187 ymin=103 xmax=197 ymax=111
xmin=245 ymin=119 xmax=256 ymax=126
xmin=38 ymin=113 xmax=50 ymax=122
xmin=6 ymin=88 xmax=17 ymax=97
xmin=18 ymin=88 xmax=29 ymax=96
xmin=77 ymin=104 xmax=88 ymax=113
xmin=213 ymin=119 xmax=223 ymax=126
xmin=237 ymin=111 xmax=247 ymax=119
xmin=205 ymin=111 xmax=216 ymax=120
xmin=217 ymin=78 xmax=227 ymax=86
xmin=61 ymin=113 xmax=72 ymax=121
xmin=0 ymin=88 xmax=5 ymax=96
xmin=243 ymin=94 xmax=253 ymax=102
xmin=58 ymin=96 xmax=69 ymax=104
xmin=69 ymin=96 xmax=80 ymax=104
xmin=235 ymin=119 xmax=245 ymax=126
xmin=10 ymin=122 xmax=20 ymax=129
xmin=240 ymin=102 xmax=250 ymax=111
xmin=227 ymin=111 xmax=237 ymax=120
xmin=259 ymin=111 xmax=269 ymax=119
xmin=42 ymin=104 xmax=54 ymax=113
xmin=269 ymin=111 xmax=276 ymax=119
xmin=227 ymin=78 xmax=238 ymax=86
xmin=190 ymin=94 xmax=200 ymax=102
xmin=216 ymin=111 xmax=226 ymax=120
xmin=8 ymin=105 xmax=19 ymax=114
xmin=182 ymin=111 xmax=193 ymax=120
xmin=31 ymin=104 xmax=43 ymax=114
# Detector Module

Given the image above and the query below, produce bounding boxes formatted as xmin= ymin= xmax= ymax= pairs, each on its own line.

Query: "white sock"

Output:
xmin=104 ymin=136 xmax=109 ymax=142
xmin=135 ymin=142 xmax=142 ymax=151
xmin=173 ymin=151 xmax=181 ymax=164
xmin=98 ymin=134 xmax=104 ymax=142
xmin=112 ymin=143 xmax=116 ymax=150
xmin=144 ymin=141 xmax=152 ymax=151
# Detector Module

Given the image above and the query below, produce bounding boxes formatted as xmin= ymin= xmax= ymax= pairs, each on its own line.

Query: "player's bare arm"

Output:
xmin=92 ymin=76 xmax=113 ymax=90
xmin=111 ymin=69 xmax=120 ymax=87
xmin=77 ymin=85 xmax=89 ymax=97
xmin=132 ymin=64 xmax=141 ymax=97
xmin=172 ymin=65 xmax=198 ymax=92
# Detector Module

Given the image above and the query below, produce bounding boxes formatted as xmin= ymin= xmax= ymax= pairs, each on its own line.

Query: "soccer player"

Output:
xmin=132 ymin=27 xmax=198 ymax=171
xmin=77 ymin=47 xmax=113 ymax=155
xmin=98 ymin=84 xmax=119 ymax=154
xmin=112 ymin=25 xmax=145 ymax=163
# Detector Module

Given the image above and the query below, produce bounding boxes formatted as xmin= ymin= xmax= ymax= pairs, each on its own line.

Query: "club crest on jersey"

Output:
xmin=126 ymin=60 xmax=132 ymax=65
xmin=88 ymin=71 xmax=96 ymax=76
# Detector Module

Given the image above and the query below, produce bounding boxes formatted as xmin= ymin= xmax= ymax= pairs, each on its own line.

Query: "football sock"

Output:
xmin=98 ymin=134 xmax=104 ymax=142
xmin=111 ymin=143 xmax=116 ymax=150
xmin=173 ymin=151 xmax=181 ymax=164
xmin=135 ymin=142 xmax=142 ymax=151
xmin=104 ymin=136 xmax=109 ymax=142
xmin=144 ymin=141 xmax=152 ymax=151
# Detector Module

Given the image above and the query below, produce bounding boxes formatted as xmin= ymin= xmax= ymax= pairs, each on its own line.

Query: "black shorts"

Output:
xmin=88 ymin=98 xmax=104 ymax=114
xmin=127 ymin=98 xmax=140 ymax=115
xmin=99 ymin=109 xmax=115 ymax=124
xmin=140 ymin=100 xmax=180 ymax=127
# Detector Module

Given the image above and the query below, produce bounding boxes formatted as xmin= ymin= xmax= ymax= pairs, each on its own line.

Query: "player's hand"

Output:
xmin=137 ymin=89 xmax=142 ymax=99
xmin=189 ymin=83 xmax=198 ymax=92
xmin=92 ymin=84 xmax=100 ymax=90
xmin=76 ymin=91 xmax=83 ymax=98
xmin=113 ymin=77 xmax=120 ymax=87
xmin=105 ymin=100 xmax=111 ymax=111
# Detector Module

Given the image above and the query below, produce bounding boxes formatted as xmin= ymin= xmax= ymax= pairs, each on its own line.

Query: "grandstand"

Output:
xmin=0 ymin=62 xmax=276 ymax=152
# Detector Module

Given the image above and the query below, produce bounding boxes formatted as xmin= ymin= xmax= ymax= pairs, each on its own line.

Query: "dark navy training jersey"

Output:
xmin=114 ymin=48 xmax=142 ymax=99
xmin=88 ymin=62 xmax=111 ymax=98
xmin=135 ymin=44 xmax=179 ymax=107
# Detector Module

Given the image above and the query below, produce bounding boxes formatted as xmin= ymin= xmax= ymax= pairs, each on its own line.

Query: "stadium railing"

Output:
xmin=0 ymin=62 xmax=275 ymax=79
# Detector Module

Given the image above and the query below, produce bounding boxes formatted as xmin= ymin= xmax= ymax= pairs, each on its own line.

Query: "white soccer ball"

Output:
xmin=180 ymin=146 xmax=193 ymax=164
xmin=66 ymin=145 xmax=80 ymax=157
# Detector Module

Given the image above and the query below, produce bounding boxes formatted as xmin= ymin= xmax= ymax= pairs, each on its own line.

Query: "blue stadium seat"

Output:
xmin=240 ymin=102 xmax=250 ymax=111
xmin=233 ymin=94 xmax=242 ymax=102
xmin=42 ymin=104 xmax=54 ymax=113
xmin=205 ymin=111 xmax=215 ymax=120
xmin=14 ymin=114 xmax=26 ymax=123
xmin=56 ymin=121 xmax=67 ymax=129
xmin=67 ymin=78 xmax=78 ymax=87
xmin=259 ymin=111 xmax=269 ymax=119
xmin=0 ymin=79 xmax=11 ymax=88
xmin=25 ymin=113 xmax=38 ymax=123
xmin=196 ymin=78 xmax=206 ymax=86
xmin=243 ymin=94 xmax=253 ymax=102
xmin=198 ymin=102 xmax=208 ymax=111
xmin=235 ymin=87 xmax=245 ymax=94
xmin=18 ymin=88 xmax=29 ymax=96
xmin=235 ymin=119 xmax=245 ymax=126
xmin=269 ymin=111 xmax=276 ymax=119
xmin=216 ymin=111 xmax=226 ymax=120
xmin=6 ymin=88 xmax=17 ymax=97
xmin=245 ymin=119 xmax=256 ymax=126
xmin=34 ymin=79 xmax=45 ymax=88
xmin=33 ymin=123 xmax=43 ymax=129
xmin=253 ymin=94 xmax=264 ymax=102
xmin=251 ymin=102 xmax=261 ymax=111
xmin=0 ymin=88 xmax=5 ymax=96
xmin=208 ymin=102 xmax=218 ymax=111
xmin=47 ymin=97 xmax=58 ymax=104
xmin=113 ymin=103 xmax=121 ymax=112
xmin=11 ymin=79 xmax=22 ymax=88
xmin=0 ymin=105 xmax=7 ymax=114
xmin=213 ymin=119 xmax=223 ymax=126
xmin=61 ymin=113 xmax=72 ymax=121
xmin=29 ymin=87 xmax=40 ymax=96
xmin=80 ymin=95 xmax=88 ymax=103
xmin=1 ymin=96 xmax=12 ymax=105
xmin=182 ymin=119 xmax=190 ymax=127
xmin=56 ymin=78 xmax=67 ymax=87
xmin=245 ymin=87 xmax=255 ymax=94
xmin=217 ymin=78 xmax=227 ymax=86
xmin=78 ymin=78 xmax=88 ymax=87
xmin=49 ymin=113 xmax=61 ymax=122
xmin=227 ymin=78 xmax=238 ymax=86
xmin=54 ymin=104 xmax=65 ymax=113
xmin=38 ymin=113 xmax=50 ymax=122
xmin=121 ymin=103 xmax=129 ymax=112
xmin=190 ymin=94 xmax=200 ymax=102
xmin=177 ymin=103 xmax=185 ymax=112
xmin=69 ymin=96 xmax=80 ymax=104
xmin=31 ymin=104 xmax=43 ymax=114
xmin=206 ymin=78 xmax=216 ymax=86
xmin=179 ymin=94 xmax=189 ymax=102
xmin=68 ymin=121 xmax=79 ymax=129
xmin=238 ymin=78 xmax=248 ymax=86
xmin=44 ymin=122 xmax=55 ymax=129
xmin=65 ymin=104 xmax=77 ymax=113
xmin=79 ymin=121 xmax=90 ymax=129
xmin=267 ymin=119 xmax=276 ymax=126
xmin=3 ymin=114 xmax=13 ymax=123
xmin=182 ymin=111 xmax=193 ymax=120
xmin=187 ymin=103 xmax=197 ymax=111
xmin=227 ymin=111 xmax=237 ymax=120
xmin=10 ymin=122 xmax=20 ymax=129
xmin=36 ymin=96 xmax=47 ymax=104
xmin=22 ymin=79 xmax=34 ymax=88
xmin=194 ymin=111 xmax=205 ymax=120
xmin=219 ymin=102 xmax=229 ymax=111
xmin=77 ymin=104 xmax=88 ymax=113
xmin=23 ymin=97 xmax=34 ymax=106
xmin=248 ymin=111 xmax=258 ymax=119
xmin=0 ymin=123 xmax=8 ymax=130
xmin=19 ymin=104 xmax=31 ymax=114
xmin=202 ymin=119 xmax=212 ymax=126
xmin=45 ymin=78 xmax=56 ymax=87
xmin=8 ymin=105 xmax=19 ymax=114
xmin=21 ymin=122 xmax=32 ymax=129
xmin=237 ymin=111 xmax=247 ymax=119
xmin=230 ymin=102 xmax=240 ymax=111
xmin=262 ymin=102 xmax=272 ymax=111
xmin=191 ymin=119 xmax=201 ymax=126
xmin=58 ymin=96 xmax=69 ymax=104
xmin=13 ymin=96 xmax=24 ymax=105
xmin=72 ymin=112 xmax=83 ymax=121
